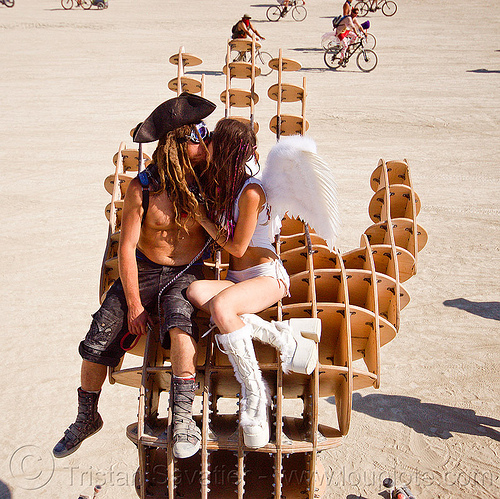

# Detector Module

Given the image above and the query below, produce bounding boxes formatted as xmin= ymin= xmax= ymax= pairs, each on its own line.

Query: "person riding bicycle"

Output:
xmin=277 ymin=0 xmax=304 ymax=12
xmin=335 ymin=7 xmax=366 ymax=64
xmin=231 ymin=14 xmax=265 ymax=41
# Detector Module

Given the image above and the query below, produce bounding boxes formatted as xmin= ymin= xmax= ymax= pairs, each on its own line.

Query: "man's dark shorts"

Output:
xmin=79 ymin=257 xmax=204 ymax=368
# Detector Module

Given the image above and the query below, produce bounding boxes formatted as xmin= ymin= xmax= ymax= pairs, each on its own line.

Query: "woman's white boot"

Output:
xmin=240 ymin=314 xmax=321 ymax=375
xmin=216 ymin=325 xmax=270 ymax=449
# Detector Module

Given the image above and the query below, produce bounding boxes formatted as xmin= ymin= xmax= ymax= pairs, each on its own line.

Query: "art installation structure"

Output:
xmin=99 ymin=46 xmax=427 ymax=498
xmin=267 ymin=48 xmax=309 ymax=138
xmin=167 ymin=46 xmax=205 ymax=97
xmin=222 ymin=36 xmax=261 ymax=132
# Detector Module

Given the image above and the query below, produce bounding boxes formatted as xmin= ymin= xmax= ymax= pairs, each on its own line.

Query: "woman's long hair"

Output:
xmin=151 ymin=124 xmax=208 ymax=229
xmin=200 ymin=118 xmax=257 ymax=239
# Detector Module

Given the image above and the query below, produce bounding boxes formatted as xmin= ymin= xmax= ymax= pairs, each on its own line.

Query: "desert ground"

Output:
xmin=0 ymin=0 xmax=499 ymax=497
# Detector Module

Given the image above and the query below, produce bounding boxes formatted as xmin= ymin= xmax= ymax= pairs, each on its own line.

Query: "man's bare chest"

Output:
xmin=146 ymin=194 xmax=177 ymax=230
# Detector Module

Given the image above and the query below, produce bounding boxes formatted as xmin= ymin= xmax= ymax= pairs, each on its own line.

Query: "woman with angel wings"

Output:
xmin=188 ymin=118 xmax=339 ymax=449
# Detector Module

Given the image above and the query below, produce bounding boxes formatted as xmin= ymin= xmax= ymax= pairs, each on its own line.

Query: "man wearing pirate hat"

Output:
xmin=53 ymin=93 xmax=216 ymax=461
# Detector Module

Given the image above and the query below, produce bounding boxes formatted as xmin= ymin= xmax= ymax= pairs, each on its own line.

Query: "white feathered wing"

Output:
xmin=261 ymin=135 xmax=340 ymax=251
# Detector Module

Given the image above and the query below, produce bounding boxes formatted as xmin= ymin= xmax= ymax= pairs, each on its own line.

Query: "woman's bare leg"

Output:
xmin=187 ymin=279 xmax=234 ymax=313
xmin=208 ymin=276 xmax=286 ymax=334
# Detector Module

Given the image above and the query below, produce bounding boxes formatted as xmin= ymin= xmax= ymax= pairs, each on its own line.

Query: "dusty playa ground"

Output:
xmin=0 ymin=0 xmax=499 ymax=497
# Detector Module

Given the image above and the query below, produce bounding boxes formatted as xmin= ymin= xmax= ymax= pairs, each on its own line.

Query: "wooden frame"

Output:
xmin=168 ymin=46 xmax=205 ymax=97
xmin=100 ymin=122 xmax=426 ymax=497
xmin=222 ymin=34 xmax=260 ymax=133
xmin=268 ymin=49 xmax=308 ymax=138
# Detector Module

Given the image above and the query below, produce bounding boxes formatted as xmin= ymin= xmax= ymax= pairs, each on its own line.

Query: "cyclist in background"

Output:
xmin=231 ymin=14 xmax=265 ymax=41
xmin=335 ymin=7 xmax=366 ymax=64
xmin=278 ymin=0 xmax=306 ymax=10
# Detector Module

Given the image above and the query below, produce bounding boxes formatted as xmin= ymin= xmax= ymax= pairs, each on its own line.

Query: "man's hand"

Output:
xmin=127 ymin=304 xmax=152 ymax=337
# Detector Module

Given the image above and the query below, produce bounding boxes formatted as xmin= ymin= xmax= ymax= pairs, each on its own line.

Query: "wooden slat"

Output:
xmin=364 ymin=218 xmax=428 ymax=253
xmin=369 ymin=184 xmax=421 ymax=223
xmin=336 ymin=257 xmax=353 ymax=435
xmin=370 ymin=158 xmax=411 ymax=191
xmin=168 ymin=52 xmax=203 ymax=67
xmin=228 ymin=38 xmax=261 ymax=52
xmin=223 ymin=61 xmax=262 ymax=78
xmin=268 ymin=57 xmax=302 ymax=71
xmin=167 ymin=76 xmax=203 ymax=94
xmin=269 ymin=114 xmax=310 ymax=135
xmin=220 ymin=88 xmax=259 ymax=107
xmin=268 ymin=82 xmax=304 ymax=102
xmin=281 ymin=244 xmax=337 ymax=275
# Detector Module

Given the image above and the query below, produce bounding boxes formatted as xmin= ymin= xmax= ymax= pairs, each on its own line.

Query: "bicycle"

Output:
xmin=61 ymin=0 xmax=107 ymax=9
xmin=230 ymin=45 xmax=273 ymax=76
xmin=1 ymin=0 xmax=15 ymax=7
xmin=354 ymin=0 xmax=397 ymax=17
xmin=322 ymin=30 xmax=376 ymax=50
xmin=266 ymin=0 xmax=307 ymax=22
xmin=323 ymin=36 xmax=378 ymax=72
xmin=62 ymin=0 xmax=90 ymax=9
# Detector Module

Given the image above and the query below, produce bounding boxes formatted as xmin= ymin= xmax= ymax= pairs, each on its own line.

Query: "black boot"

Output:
xmin=170 ymin=378 xmax=201 ymax=459
xmin=53 ymin=387 xmax=103 ymax=458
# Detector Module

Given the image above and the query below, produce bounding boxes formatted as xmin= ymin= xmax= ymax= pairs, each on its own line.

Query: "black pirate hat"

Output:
xmin=133 ymin=92 xmax=216 ymax=143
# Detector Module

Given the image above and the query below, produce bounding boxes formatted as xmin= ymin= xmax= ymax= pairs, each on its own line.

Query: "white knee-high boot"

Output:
xmin=240 ymin=314 xmax=321 ymax=375
xmin=216 ymin=325 xmax=270 ymax=449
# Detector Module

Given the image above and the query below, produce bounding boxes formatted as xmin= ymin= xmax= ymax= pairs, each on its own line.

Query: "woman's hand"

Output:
xmin=194 ymin=202 xmax=208 ymax=224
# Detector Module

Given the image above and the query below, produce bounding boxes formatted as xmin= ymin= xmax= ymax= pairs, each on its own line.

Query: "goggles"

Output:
xmin=184 ymin=122 xmax=211 ymax=144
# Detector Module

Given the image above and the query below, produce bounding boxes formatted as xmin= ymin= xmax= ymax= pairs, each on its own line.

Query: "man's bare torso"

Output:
xmin=138 ymin=190 xmax=206 ymax=267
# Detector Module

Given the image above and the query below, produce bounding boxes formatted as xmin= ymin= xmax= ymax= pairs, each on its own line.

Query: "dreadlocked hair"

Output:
xmin=199 ymin=118 xmax=257 ymax=240
xmin=151 ymin=124 xmax=208 ymax=229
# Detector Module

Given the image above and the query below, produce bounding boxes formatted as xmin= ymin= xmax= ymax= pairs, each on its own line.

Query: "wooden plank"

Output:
xmin=100 ymin=142 xmax=124 ymax=302
xmin=369 ymin=184 xmax=421 ymax=223
xmin=342 ymin=245 xmax=415 ymax=283
xmin=335 ymin=257 xmax=353 ymax=435
xmin=403 ymin=157 xmax=423 ymax=274
xmin=220 ymin=88 xmax=259 ymax=107
xmin=167 ymin=76 xmax=203 ymax=94
xmin=268 ymin=57 xmax=302 ymax=71
xmin=280 ymin=244 xmax=337 ymax=275
xmin=360 ymin=235 xmax=381 ymax=388
xmin=223 ymin=61 xmax=262 ymax=78
xmin=168 ymin=52 xmax=203 ymax=67
xmin=280 ymin=215 xmax=309 ymax=236
xmin=228 ymin=38 xmax=261 ymax=52
xmin=112 ymin=148 xmax=150 ymax=172
xmin=200 ymin=328 xmax=214 ymax=499
xmin=103 ymin=172 xmax=134 ymax=197
xmin=279 ymin=232 xmax=326 ymax=252
xmin=370 ymin=159 xmax=410 ymax=191
xmin=268 ymin=83 xmax=304 ymax=102
xmin=269 ymin=114 xmax=310 ymax=135
xmin=284 ymin=269 xmax=342 ymax=305
xmin=364 ymin=218 xmax=428 ymax=253
xmin=104 ymin=199 xmax=124 ymax=225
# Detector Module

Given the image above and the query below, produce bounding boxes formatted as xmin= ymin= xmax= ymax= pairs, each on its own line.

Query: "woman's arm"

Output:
xmin=196 ymin=184 xmax=265 ymax=258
